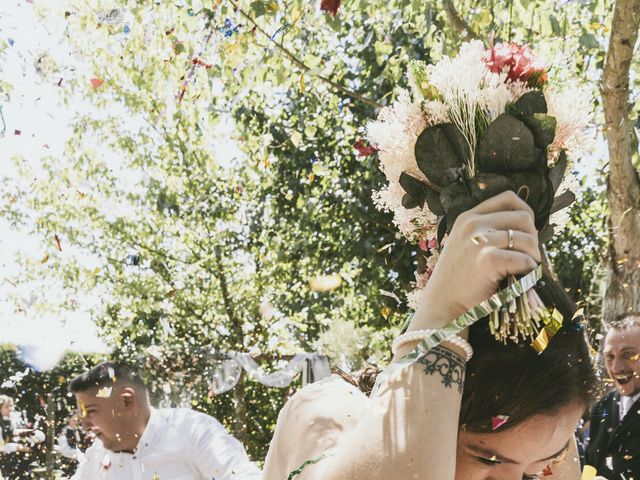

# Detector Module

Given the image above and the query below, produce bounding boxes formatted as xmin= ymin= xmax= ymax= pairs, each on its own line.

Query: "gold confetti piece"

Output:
xmin=380 ymin=306 xmax=392 ymax=320
xmin=544 ymin=308 xmax=563 ymax=336
xmin=40 ymin=253 xmax=49 ymax=264
xmin=79 ymin=400 xmax=87 ymax=418
xmin=377 ymin=243 xmax=393 ymax=253
xmin=300 ymin=74 xmax=306 ymax=93
xmin=309 ymin=274 xmax=342 ymax=292
xmin=581 ymin=465 xmax=597 ymax=480
xmin=96 ymin=387 xmax=112 ymax=398
xmin=531 ymin=328 xmax=550 ymax=354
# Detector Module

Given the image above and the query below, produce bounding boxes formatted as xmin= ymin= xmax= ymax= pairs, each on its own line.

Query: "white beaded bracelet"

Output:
xmin=392 ymin=329 xmax=474 ymax=361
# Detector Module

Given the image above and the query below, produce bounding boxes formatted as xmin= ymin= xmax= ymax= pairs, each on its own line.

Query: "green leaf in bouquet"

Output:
xmin=415 ymin=123 xmax=469 ymax=188
xmin=548 ymin=150 xmax=568 ymax=193
xmin=440 ymin=180 xmax=476 ymax=232
xmin=519 ymin=113 xmax=557 ymax=149
xmin=402 ymin=193 xmax=422 ymax=209
xmin=399 ymin=172 xmax=427 ymax=209
xmin=424 ymin=185 xmax=445 ymax=216
xmin=510 ymin=168 xmax=555 ymax=229
xmin=550 ymin=190 xmax=576 ymax=214
xmin=538 ymin=223 xmax=556 ymax=243
xmin=511 ymin=90 xmax=547 ymax=116
xmin=470 ymin=172 xmax=514 ymax=203
xmin=437 ymin=216 xmax=448 ymax=246
xmin=476 ymin=114 xmax=536 ymax=173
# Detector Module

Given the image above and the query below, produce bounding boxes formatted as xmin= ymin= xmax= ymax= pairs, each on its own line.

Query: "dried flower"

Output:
xmin=320 ymin=0 xmax=340 ymax=15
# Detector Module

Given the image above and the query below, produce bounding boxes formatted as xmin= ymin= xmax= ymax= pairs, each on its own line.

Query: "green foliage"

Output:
xmin=548 ymin=178 xmax=609 ymax=325
xmin=0 ymin=345 xmax=105 ymax=476
xmin=0 ymin=0 xmax=620 ymax=459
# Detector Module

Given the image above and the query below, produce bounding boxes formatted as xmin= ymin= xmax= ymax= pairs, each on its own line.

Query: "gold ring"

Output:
xmin=507 ymin=229 xmax=515 ymax=250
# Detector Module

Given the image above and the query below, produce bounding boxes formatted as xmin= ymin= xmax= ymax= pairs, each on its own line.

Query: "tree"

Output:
xmin=601 ymin=0 xmax=640 ymax=323
xmin=0 ymin=0 xmax=630 ymax=458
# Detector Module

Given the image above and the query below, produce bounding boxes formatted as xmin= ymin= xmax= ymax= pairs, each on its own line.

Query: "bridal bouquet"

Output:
xmin=367 ymin=40 xmax=591 ymax=344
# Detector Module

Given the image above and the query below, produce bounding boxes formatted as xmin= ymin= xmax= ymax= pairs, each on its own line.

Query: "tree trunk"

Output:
xmin=232 ymin=370 xmax=250 ymax=447
xmin=601 ymin=0 xmax=640 ymax=323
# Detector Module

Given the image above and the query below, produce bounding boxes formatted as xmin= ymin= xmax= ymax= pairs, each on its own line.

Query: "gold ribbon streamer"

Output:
xmin=374 ymin=266 xmax=542 ymax=393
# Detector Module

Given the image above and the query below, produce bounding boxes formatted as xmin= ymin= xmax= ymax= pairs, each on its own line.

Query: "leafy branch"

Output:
xmin=228 ymin=0 xmax=384 ymax=109
xmin=442 ymin=0 xmax=479 ymax=40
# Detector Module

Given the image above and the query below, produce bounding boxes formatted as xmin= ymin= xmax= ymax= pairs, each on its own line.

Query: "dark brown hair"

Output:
xmin=353 ymin=274 xmax=599 ymax=433
xmin=69 ymin=362 xmax=147 ymax=394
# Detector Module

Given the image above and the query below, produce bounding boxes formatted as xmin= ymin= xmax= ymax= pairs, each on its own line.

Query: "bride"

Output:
xmin=263 ymin=191 xmax=597 ymax=480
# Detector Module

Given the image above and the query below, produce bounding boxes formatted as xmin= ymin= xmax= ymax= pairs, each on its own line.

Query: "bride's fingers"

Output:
xmin=481 ymin=248 xmax=538 ymax=279
xmin=470 ymin=211 xmax=537 ymax=236
xmin=468 ymin=190 xmax=535 ymax=218
xmin=473 ymin=230 xmax=541 ymax=262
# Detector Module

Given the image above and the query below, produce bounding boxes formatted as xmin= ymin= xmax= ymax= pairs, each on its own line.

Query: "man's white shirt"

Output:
xmin=72 ymin=408 xmax=262 ymax=480
xmin=619 ymin=392 xmax=640 ymax=422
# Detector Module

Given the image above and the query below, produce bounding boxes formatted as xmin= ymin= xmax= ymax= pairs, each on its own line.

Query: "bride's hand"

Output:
xmin=413 ymin=191 xmax=541 ymax=331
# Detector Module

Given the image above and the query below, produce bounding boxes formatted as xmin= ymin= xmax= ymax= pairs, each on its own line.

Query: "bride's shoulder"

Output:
xmin=264 ymin=374 xmax=368 ymax=479
xmin=282 ymin=373 xmax=368 ymax=422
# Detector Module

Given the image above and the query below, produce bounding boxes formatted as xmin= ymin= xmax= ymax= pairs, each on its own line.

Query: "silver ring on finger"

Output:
xmin=507 ymin=229 xmax=515 ymax=250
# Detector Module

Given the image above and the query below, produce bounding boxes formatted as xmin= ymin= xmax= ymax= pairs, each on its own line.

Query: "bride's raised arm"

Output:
xmin=264 ymin=192 xmax=543 ymax=480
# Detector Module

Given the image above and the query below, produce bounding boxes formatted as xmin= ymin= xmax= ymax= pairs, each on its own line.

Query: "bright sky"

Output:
xmin=1 ymin=1 xmax=109 ymax=362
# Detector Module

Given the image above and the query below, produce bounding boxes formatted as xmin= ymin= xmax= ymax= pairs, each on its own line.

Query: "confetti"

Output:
xmin=491 ymin=415 xmax=509 ymax=430
xmin=220 ymin=18 xmax=240 ymax=38
xmin=40 ymin=253 xmax=49 ymax=263
xmin=543 ymin=308 xmax=563 ymax=336
xmin=14 ymin=129 xmax=21 ymax=135
xmin=54 ymin=234 xmax=62 ymax=252
xmin=320 ymin=0 xmax=341 ymax=15
xmin=0 ymin=105 xmax=6 ymax=136
xmin=79 ymin=399 xmax=88 ymax=418
xmin=90 ymin=78 xmax=104 ymax=89
xmin=123 ymin=25 xmax=131 ymax=34
xmin=191 ymin=57 xmax=213 ymax=69
xmin=8 ymin=38 xmax=14 ymax=46
xmin=96 ymin=386 xmax=112 ymax=398
xmin=309 ymin=274 xmax=342 ymax=292
xmin=543 ymin=465 xmax=553 ymax=476
xmin=97 ymin=9 xmax=125 ymax=25
xmin=581 ymin=465 xmax=597 ymax=479
xmin=300 ymin=74 xmax=306 ymax=93
xmin=531 ymin=328 xmax=550 ymax=354
xmin=379 ymin=289 xmax=401 ymax=304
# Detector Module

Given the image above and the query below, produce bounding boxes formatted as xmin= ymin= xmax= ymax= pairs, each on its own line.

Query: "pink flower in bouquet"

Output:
xmin=418 ymin=237 xmax=438 ymax=251
xmin=484 ymin=42 xmax=547 ymax=87
xmin=353 ymin=139 xmax=378 ymax=157
xmin=320 ymin=0 xmax=340 ymax=15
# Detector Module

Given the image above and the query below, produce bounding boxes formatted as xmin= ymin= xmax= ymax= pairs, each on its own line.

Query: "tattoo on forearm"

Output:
xmin=417 ymin=346 xmax=465 ymax=393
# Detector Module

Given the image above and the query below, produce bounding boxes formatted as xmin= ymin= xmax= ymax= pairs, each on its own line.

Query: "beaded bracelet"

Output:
xmin=392 ymin=329 xmax=474 ymax=361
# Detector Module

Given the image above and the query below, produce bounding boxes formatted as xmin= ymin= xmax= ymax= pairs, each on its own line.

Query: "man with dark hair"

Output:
xmin=586 ymin=311 xmax=640 ymax=478
xmin=69 ymin=362 xmax=261 ymax=480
